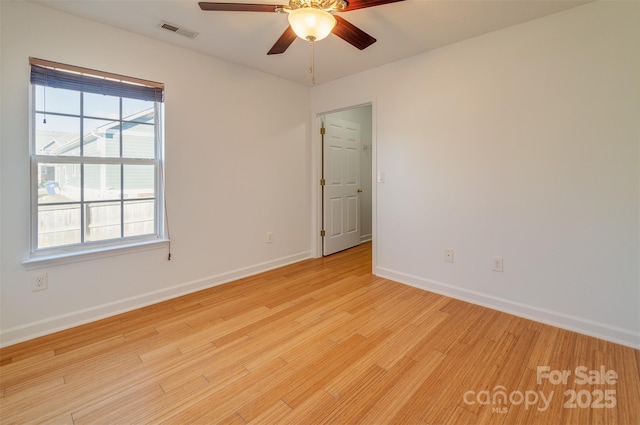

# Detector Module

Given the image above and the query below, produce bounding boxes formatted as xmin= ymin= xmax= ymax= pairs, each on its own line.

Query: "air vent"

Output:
xmin=159 ymin=21 xmax=199 ymax=39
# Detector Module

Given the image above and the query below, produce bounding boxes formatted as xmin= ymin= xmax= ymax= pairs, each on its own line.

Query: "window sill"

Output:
xmin=23 ymin=239 xmax=170 ymax=270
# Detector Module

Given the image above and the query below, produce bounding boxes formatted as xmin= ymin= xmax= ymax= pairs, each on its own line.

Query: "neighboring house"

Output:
xmin=37 ymin=109 xmax=155 ymax=246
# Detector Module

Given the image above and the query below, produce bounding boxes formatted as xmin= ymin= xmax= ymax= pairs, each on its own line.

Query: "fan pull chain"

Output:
xmin=42 ymin=74 xmax=47 ymax=124
xmin=308 ymin=37 xmax=316 ymax=85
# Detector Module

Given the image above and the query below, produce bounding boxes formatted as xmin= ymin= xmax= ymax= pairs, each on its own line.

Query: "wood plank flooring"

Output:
xmin=1 ymin=242 xmax=639 ymax=424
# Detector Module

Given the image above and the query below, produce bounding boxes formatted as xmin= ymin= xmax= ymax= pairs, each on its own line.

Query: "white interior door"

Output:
xmin=323 ymin=116 xmax=361 ymax=256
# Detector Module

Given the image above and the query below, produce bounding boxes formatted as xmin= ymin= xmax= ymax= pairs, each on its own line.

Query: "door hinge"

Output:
xmin=320 ymin=127 xmax=326 ymax=135
xmin=320 ymin=178 xmax=325 ymax=186
xmin=320 ymin=230 xmax=326 ymax=237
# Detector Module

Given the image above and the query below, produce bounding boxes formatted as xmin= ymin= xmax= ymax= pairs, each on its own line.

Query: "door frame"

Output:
xmin=310 ymin=99 xmax=377 ymax=269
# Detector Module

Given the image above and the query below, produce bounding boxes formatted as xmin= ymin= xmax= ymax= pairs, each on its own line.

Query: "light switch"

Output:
xmin=377 ymin=171 xmax=385 ymax=183
xmin=492 ymin=256 xmax=504 ymax=272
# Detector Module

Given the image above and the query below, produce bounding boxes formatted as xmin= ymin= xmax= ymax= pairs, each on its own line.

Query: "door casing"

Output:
xmin=311 ymin=101 xmax=376 ymax=267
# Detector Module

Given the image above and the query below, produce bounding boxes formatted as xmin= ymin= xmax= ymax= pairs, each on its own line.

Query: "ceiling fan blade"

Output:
xmin=199 ymin=2 xmax=281 ymax=12
xmin=343 ymin=0 xmax=405 ymax=12
xmin=332 ymin=16 xmax=376 ymax=50
xmin=267 ymin=26 xmax=297 ymax=55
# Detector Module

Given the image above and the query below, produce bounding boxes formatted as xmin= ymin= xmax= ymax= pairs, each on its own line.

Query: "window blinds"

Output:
xmin=30 ymin=60 xmax=164 ymax=103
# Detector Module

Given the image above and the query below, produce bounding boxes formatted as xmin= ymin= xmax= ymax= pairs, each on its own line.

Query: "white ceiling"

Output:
xmin=32 ymin=0 xmax=588 ymax=86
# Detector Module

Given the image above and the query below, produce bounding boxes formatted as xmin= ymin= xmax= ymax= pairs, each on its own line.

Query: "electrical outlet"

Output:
xmin=492 ymin=256 xmax=504 ymax=272
xmin=444 ymin=249 xmax=454 ymax=263
xmin=31 ymin=272 xmax=48 ymax=291
xmin=266 ymin=232 xmax=273 ymax=244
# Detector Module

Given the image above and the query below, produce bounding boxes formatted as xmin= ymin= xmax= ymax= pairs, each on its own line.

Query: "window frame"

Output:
xmin=27 ymin=58 xmax=167 ymax=263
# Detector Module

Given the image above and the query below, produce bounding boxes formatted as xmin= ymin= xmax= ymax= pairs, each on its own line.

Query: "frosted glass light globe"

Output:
xmin=288 ymin=8 xmax=336 ymax=41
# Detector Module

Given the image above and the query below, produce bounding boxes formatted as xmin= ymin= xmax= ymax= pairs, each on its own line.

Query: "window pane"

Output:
xmin=35 ymin=86 xmax=80 ymax=115
xmin=123 ymin=122 xmax=155 ymax=159
xmin=36 ymin=114 xmax=81 ymax=156
xmin=38 ymin=204 xmax=81 ymax=248
xmin=124 ymin=164 xmax=155 ymax=198
xmin=31 ymin=66 xmax=163 ymax=253
xmin=83 ymin=118 xmax=120 ymax=158
xmin=84 ymin=92 xmax=120 ymax=120
xmin=37 ymin=162 xmax=81 ymax=204
xmin=123 ymin=98 xmax=154 ymax=123
xmin=124 ymin=199 xmax=155 ymax=237
xmin=84 ymin=164 xmax=121 ymax=201
xmin=85 ymin=202 xmax=121 ymax=242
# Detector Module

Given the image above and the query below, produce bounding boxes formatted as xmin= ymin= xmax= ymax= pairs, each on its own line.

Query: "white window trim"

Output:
xmin=23 ymin=238 xmax=170 ymax=270
xmin=28 ymin=60 xmax=166 ymax=262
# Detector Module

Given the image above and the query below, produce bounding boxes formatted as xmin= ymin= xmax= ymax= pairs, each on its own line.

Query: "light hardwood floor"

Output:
xmin=1 ymin=242 xmax=639 ymax=424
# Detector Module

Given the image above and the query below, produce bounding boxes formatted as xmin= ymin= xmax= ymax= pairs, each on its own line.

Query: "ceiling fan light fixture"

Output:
xmin=288 ymin=7 xmax=336 ymax=41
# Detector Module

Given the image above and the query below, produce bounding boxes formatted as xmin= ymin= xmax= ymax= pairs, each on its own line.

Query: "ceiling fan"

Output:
xmin=198 ymin=0 xmax=406 ymax=55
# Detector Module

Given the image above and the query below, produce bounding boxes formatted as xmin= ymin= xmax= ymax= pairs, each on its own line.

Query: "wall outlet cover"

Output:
xmin=445 ymin=249 xmax=454 ymax=263
xmin=32 ymin=272 xmax=48 ymax=291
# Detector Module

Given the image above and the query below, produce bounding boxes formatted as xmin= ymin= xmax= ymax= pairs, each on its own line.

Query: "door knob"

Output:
xmin=357 ymin=188 xmax=363 ymax=193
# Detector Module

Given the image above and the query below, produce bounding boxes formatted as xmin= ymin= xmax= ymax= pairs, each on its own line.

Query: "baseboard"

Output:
xmin=360 ymin=234 xmax=372 ymax=243
xmin=375 ymin=266 xmax=640 ymax=350
xmin=0 ymin=251 xmax=311 ymax=348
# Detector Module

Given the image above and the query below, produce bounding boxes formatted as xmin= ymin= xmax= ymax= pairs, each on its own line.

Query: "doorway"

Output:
xmin=320 ymin=105 xmax=373 ymax=256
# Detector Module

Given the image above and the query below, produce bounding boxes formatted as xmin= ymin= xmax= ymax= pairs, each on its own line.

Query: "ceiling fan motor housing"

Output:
xmin=287 ymin=0 xmax=347 ymax=12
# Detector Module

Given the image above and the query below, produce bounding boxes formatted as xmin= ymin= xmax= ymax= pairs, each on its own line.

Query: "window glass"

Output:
xmin=30 ymin=61 xmax=164 ymax=256
xmin=35 ymin=86 xmax=80 ymax=115
xmin=84 ymin=92 xmax=120 ymax=120
xmin=124 ymin=200 xmax=155 ymax=237
xmin=83 ymin=118 xmax=120 ymax=158
xmin=124 ymin=164 xmax=155 ymax=197
xmin=84 ymin=164 xmax=121 ymax=201
xmin=35 ymin=114 xmax=81 ymax=156
xmin=123 ymin=98 xmax=155 ymax=123
xmin=84 ymin=202 xmax=122 ymax=242
xmin=38 ymin=204 xmax=81 ymax=248
xmin=123 ymin=122 xmax=155 ymax=159
xmin=37 ymin=162 xmax=82 ymax=204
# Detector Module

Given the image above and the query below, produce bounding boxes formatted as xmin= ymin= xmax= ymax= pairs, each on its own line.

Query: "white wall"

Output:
xmin=312 ymin=1 xmax=640 ymax=348
xmin=2 ymin=1 xmax=639 ymax=349
xmin=0 ymin=2 xmax=311 ymax=345
xmin=324 ymin=106 xmax=373 ymax=241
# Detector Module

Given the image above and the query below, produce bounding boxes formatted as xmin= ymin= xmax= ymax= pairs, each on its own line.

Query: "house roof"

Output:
xmin=49 ymin=109 xmax=155 ymax=156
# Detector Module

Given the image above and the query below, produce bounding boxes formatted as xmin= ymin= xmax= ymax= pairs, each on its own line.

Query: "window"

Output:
xmin=29 ymin=58 xmax=165 ymax=259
